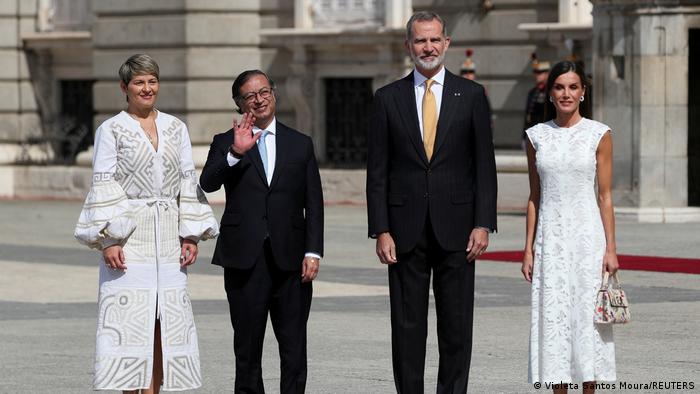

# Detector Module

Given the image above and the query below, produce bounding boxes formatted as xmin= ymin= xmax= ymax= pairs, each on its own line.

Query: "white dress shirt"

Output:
xmin=226 ymin=117 xmax=321 ymax=259
xmin=414 ymin=66 xmax=446 ymax=138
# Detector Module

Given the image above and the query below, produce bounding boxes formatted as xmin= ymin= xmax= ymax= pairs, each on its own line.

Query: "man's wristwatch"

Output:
xmin=229 ymin=146 xmax=244 ymax=159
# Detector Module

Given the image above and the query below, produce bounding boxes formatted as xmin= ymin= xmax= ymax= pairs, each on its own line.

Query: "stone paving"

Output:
xmin=1 ymin=200 xmax=699 ymax=393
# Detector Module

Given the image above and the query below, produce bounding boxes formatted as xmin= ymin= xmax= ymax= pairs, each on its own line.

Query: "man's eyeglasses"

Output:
xmin=238 ymin=87 xmax=274 ymax=103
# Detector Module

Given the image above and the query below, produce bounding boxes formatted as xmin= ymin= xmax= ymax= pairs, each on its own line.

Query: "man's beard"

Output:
xmin=411 ymin=51 xmax=445 ymax=71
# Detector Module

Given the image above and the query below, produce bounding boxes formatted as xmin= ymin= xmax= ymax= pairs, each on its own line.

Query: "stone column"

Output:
xmin=559 ymin=0 xmax=593 ymax=24
xmin=0 ymin=1 xmax=41 ymax=157
xmin=0 ymin=1 xmax=42 ymax=197
xmin=385 ymin=0 xmax=412 ymax=29
xmin=286 ymin=42 xmax=315 ymax=141
xmin=295 ymin=0 xmax=312 ymax=28
xmin=592 ymin=0 xmax=700 ymax=221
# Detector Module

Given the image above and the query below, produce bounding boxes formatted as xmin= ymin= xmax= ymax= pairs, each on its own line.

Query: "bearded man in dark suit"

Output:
xmin=366 ymin=11 xmax=498 ymax=394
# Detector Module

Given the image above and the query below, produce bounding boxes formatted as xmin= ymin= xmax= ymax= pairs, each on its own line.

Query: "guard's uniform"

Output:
xmin=523 ymin=83 xmax=547 ymax=139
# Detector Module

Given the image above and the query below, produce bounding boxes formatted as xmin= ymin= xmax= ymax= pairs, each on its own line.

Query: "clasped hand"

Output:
xmin=103 ymin=239 xmax=198 ymax=270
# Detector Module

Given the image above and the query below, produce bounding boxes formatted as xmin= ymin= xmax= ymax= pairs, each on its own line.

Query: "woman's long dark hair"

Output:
xmin=544 ymin=60 xmax=591 ymax=121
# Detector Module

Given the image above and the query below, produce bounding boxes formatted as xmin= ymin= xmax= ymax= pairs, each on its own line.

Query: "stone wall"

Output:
xmin=91 ymin=0 xmax=293 ymax=147
xmin=0 ymin=0 xmax=41 ymax=163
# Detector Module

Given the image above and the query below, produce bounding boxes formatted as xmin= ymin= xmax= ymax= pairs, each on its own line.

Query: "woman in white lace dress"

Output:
xmin=521 ymin=61 xmax=619 ymax=393
xmin=75 ymin=54 xmax=219 ymax=393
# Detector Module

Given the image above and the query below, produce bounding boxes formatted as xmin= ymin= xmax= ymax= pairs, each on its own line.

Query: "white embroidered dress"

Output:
xmin=75 ymin=111 xmax=219 ymax=391
xmin=526 ymin=118 xmax=616 ymax=384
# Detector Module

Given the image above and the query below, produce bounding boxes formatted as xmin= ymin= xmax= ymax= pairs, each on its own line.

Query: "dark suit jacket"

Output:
xmin=200 ymin=121 xmax=324 ymax=270
xmin=366 ymin=69 xmax=497 ymax=253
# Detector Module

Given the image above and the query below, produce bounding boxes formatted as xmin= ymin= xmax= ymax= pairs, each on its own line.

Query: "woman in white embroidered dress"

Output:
xmin=75 ymin=54 xmax=218 ymax=393
xmin=521 ymin=61 xmax=619 ymax=393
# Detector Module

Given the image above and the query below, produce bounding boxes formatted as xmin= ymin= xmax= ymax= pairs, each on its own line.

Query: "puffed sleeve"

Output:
xmin=178 ymin=123 xmax=219 ymax=242
xmin=74 ymin=122 xmax=136 ymax=250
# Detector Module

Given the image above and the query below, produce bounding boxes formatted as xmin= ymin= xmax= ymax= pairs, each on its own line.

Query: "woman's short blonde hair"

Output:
xmin=118 ymin=54 xmax=159 ymax=85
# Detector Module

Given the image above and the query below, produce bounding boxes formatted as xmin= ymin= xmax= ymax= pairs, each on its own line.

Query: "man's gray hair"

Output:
xmin=118 ymin=54 xmax=160 ymax=85
xmin=405 ymin=11 xmax=447 ymax=41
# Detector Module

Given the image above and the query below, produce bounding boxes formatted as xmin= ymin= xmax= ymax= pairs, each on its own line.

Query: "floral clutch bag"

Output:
xmin=594 ymin=272 xmax=631 ymax=324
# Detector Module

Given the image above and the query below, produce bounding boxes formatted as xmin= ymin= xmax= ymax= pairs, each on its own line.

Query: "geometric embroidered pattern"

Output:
xmin=165 ymin=355 xmax=202 ymax=390
xmin=75 ymin=111 xmax=218 ymax=391
xmin=94 ymin=287 xmax=154 ymax=390
xmin=93 ymin=355 xmax=149 ymax=390
xmin=97 ymin=288 xmax=152 ymax=347
xmin=161 ymin=118 xmax=183 ymax=196
xmin=113 ymin=121 xmax=158 ymax=199
xmin=162 ymin=288 xmax=196 ymax=347
xmin=93 ymin=172 xmax=113 ymax=183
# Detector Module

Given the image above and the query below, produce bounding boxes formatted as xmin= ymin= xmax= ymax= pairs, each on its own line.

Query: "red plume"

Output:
xmin=466 ymin=49 xmax=474 ymax=57
xmin=531 ymin=52 xmax=538 ymax=61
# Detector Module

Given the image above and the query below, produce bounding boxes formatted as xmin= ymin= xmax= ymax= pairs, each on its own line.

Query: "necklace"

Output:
xmin=127 ymin=110 xmax=157 ymax=147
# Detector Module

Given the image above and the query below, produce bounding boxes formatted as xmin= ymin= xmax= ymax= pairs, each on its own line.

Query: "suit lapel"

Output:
xmin=432 ymin=70 xmax=459 ymax=160
xmin=395 ymin=73 xmax=429 ymax=166
xmin=269 ymin=121 xmax=286 ymax=190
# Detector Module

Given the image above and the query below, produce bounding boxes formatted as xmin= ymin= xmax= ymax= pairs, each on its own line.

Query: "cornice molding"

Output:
xmin=592 ymin=0 xmax=700 ymax=14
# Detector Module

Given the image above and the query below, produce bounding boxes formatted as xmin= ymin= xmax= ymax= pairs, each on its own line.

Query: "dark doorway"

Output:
xmin=324 ymin=78 xmax=372 ymax=168
xmin=689 ymin=30 xmax=700 ymax=206
xmin=56 ymin=79 xmax=94 ymax=163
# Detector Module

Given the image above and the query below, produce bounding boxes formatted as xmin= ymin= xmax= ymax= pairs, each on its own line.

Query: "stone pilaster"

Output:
xmin=0 ymin=0 xmax=41 ymax=161
xmin=592 ymin=0 xmax=700 ymax=220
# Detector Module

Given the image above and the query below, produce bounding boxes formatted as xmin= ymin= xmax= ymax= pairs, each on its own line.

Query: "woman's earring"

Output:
xmin=549 ymin=96 xmax=553 ymax=102
xmin=580 ymin=96 xmax=584 ymax=102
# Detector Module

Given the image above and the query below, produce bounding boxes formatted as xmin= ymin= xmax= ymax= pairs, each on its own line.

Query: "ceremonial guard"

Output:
xmin=522 ymin=53 xmax=550 ymax=147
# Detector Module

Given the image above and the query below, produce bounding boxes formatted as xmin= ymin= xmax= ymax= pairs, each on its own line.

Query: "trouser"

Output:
xmin=389 ymin=218 xmax=475 ymax=394
xmin=224 ymin=240 xmax=313 ymax=394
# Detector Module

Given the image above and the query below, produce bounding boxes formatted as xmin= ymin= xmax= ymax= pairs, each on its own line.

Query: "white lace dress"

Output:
xmin=75 ymin=110 xmax=219 ymax=391
xmin=526 ymin=118 xmax=616 ymax=384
